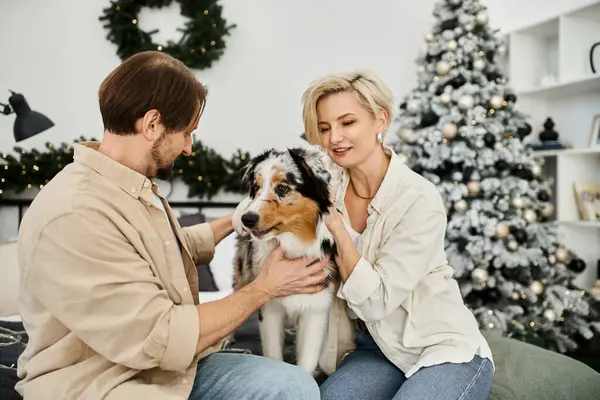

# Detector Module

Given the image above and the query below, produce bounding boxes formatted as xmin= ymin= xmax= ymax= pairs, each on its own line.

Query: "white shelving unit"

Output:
xmin=506 ymin=1 xmax=600 ymax=289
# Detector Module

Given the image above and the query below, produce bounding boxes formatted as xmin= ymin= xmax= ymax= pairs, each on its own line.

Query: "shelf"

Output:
xmin=559 ymin=220 xmax=600 ymax=229
xmin=533 ymin=147 xmax=600 ymax=157
xmin=516 ymin=74 xmax=600 ymax=97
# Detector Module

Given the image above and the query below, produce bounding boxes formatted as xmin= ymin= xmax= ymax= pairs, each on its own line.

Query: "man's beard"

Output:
xmin=151 ymin=135 xmax=176 ymax=181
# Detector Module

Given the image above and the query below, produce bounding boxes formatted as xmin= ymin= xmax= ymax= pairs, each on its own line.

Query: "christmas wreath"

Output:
xmin=99 ymin=0 xmax=236 ymax=70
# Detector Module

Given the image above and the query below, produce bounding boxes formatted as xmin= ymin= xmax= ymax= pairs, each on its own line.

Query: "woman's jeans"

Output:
xmin=320 ymin=320 xmax=494 ymax=400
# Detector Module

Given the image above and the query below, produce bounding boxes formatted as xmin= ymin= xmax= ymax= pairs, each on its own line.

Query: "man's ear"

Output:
xmin=139 ymin=109 xmax=162 ymax=141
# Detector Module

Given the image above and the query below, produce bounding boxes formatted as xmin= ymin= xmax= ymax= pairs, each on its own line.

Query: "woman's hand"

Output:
xmin=324 ymin=206 xmax=344 ymax=233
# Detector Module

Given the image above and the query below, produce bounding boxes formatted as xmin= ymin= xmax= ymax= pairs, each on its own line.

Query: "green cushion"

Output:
xmin=484 ymin=331 xmax=600 ymax=400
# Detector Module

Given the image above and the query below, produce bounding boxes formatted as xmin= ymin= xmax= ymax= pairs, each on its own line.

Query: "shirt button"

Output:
xmin=130 ymin=187 xmax=136 ymax=193
xmin=165 ymin=240 xmax=170 ymax=246
xmin=143 ymin=181 xmax=149 ymax=188
xmin=183 ymin=287 xmax=189 ymax=293
xmin=181 ymin=378 xmax=188 ymax=384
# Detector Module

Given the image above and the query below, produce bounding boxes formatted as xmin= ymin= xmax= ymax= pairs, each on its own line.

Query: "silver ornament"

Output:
xmin=464 ymin=23 xmax=474 ymax=32
xmin=498 ymin=45 xmax=507 ymax=56
xmin=442 ymin=122 xmax=458 ymax=139
xmin=451 ymin=171 xmax=464 ymax=182
xmin=529 ymin=281 xmax=544 ymax=295
xmin=471 ymin=268 xmax=489 ymax=284
xmin=508 ymin=240 xmax=518 ymax=251
xmin=495 ymin=222 xmax=509 ymax=239
xmin=458 ymin=94 xmax=474 ymax=110
xmin=532 ymin=164 xmax=542 ymax=176
xmin=475 ymin=139 xmax=485 ymax=148
xmin=447 ymin=40 xmax=458 ymax=51
xmin=416 ymin=64 xmax=426 ymax=73
xmin=548 ymin=255 xmax=557 ymax=265
xmin=425 ymin=31 xmax=435 ymax=42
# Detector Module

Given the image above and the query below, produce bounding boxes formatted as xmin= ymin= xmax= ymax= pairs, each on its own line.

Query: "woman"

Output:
xmin=301 ymin=70 xmax=494 ymax=399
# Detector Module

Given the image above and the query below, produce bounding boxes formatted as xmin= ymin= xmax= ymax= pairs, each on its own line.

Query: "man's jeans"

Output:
xmin=189 ymin=351 xmax=320 ymax=399
xmin=320 ymin=321 xmax=494 ymax=400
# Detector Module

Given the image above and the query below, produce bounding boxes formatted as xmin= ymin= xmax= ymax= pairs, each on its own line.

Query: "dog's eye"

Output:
xmin=250 ymin=183 xmax=260 ymax=197
xmin=275 ymin=185 xmax=290 ymax=197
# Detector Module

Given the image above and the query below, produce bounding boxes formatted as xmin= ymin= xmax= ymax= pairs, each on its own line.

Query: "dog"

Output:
xmin=232 ymin=145 xmax=341 ymax=376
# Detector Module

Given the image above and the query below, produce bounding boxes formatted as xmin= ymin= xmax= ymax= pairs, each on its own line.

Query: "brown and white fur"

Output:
xmin=232 ymin=145 xmax=341 ymax=376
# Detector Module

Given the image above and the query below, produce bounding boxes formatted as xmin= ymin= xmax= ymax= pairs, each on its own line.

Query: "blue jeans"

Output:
xmin=320 ymin=321 xmax=494 ymax=400
xmin=188 ymin=351 xmax=320 ymax=399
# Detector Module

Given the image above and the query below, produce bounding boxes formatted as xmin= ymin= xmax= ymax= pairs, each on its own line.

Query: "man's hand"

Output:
xmin=254 ymin=245 xmax=330 ymax=299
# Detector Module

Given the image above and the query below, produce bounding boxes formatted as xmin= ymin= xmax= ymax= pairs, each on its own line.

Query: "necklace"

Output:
xmin=350 ymin=179 xmax=375 ymax=200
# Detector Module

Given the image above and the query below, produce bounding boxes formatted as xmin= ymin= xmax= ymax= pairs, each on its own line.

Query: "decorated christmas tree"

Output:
xmin=393 ymin=0 xmax=600 ymax=353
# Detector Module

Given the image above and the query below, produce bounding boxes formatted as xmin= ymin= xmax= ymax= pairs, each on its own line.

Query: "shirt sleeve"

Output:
xmin=337 ymin=208 xmax=448 ymax=322
xmin=180 ymin=222 xmax=216 ymax=265
xmin=25 ymin=209 xmax=200 ymax=372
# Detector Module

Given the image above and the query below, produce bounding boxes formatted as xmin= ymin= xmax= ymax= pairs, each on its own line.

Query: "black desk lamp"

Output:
xmin=0 ymin=90 xmax=54 ymax=142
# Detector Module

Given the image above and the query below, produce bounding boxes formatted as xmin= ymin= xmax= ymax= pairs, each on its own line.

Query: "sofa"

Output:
xmin=2 ymin=239 xmax=600 ymax=399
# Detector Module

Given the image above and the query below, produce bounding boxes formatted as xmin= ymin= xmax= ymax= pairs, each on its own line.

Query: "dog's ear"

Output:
xmin=241 ymin=149 xmax=271 ymax=197
xmin=287 ymin=147 xmax=331 ymax=213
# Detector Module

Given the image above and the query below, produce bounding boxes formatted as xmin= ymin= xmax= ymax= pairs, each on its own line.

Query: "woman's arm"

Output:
xmin=326 ymin=206 xmax=448 ymax=322
xmin=325 ymin=211 xmax=361 ymax=281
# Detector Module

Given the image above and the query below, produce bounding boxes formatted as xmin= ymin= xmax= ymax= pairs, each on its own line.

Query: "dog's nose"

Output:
xmin=241 ymin=212 xmax=259 ymax=228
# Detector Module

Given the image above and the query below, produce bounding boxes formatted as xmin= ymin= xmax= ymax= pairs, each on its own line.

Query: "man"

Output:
xmin=15 ymin=51 xmax=328 ymax=399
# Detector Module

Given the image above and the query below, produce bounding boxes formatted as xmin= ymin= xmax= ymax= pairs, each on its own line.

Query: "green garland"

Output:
xmin=0 ymin=137 xmax=250 ymax=199
xmin=99 ymin=0 xmax=236 ymax=70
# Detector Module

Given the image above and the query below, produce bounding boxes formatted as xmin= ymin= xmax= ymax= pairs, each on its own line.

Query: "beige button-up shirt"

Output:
xmin=318 ymin=145 xmax=494 ymax=378
xmin=15 ymin=142 xmax=220 ymax=399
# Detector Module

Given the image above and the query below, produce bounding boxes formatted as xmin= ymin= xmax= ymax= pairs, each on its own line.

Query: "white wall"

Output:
xmin=0 ymin=0 xmax=437 ymax=157
xmin=484 ymin=0 xmax=599 ymax=33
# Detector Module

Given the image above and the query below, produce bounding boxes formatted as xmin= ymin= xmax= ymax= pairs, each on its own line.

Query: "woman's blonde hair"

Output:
xmin=301 ymin=69 xmax=394 ymax=145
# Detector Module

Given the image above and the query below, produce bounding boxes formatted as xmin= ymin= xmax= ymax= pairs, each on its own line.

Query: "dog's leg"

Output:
xmin=296 ymin=310 xmax=329 ymax=376
xmin=259 ymin=303 xmax=286 ymax=361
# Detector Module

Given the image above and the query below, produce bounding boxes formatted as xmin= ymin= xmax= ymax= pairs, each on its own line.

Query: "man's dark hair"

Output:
xmin=98 ymin=51 xmax=208 ymax=135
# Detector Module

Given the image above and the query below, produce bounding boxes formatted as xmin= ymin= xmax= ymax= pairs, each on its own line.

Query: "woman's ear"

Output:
xmin=376 ymin=109 xmax=388 ymax=133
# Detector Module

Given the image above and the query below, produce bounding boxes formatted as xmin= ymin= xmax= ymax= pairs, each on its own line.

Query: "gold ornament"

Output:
xmin=543 ymin=309 xmax=557 ymax=321
xmin=490 ymin=95 xmax=505 ymax=109
xmin=495 ymin=222 xmax=509 ymax=239
xmin=541 ymin=203 xmax=554 ymax=217
xmin=523 ymin=209 xmax=537 ymax=223
xmin=454 ymin=199 xmax=468 ymax=212
xmin=471 ymin=268 xmax=489 ymax=284
xmin=442 ymin=122 xmax=458 ymax=139
xmin=467 ymin=180 xmax=481 ymax=195
xmin=529 ymin=280 xmax=544 ymax=295
xmin=556 ymin=247 xmax=569 ymax=263
xmin=436 ymin=60 xmax=451 ymax=76
xmin=397 ymin=128 xmax=414 ymax=142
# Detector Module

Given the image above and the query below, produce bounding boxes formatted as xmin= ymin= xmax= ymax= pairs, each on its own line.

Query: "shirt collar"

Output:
xmin=73 ymin=141 xmax=153 ymax=199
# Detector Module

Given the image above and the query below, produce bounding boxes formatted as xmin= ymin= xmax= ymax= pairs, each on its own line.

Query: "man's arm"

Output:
xmin=208 ymin=213 xmax=234 ymax=245
xmin=25 ymin=209 xmax=201 ymax=372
